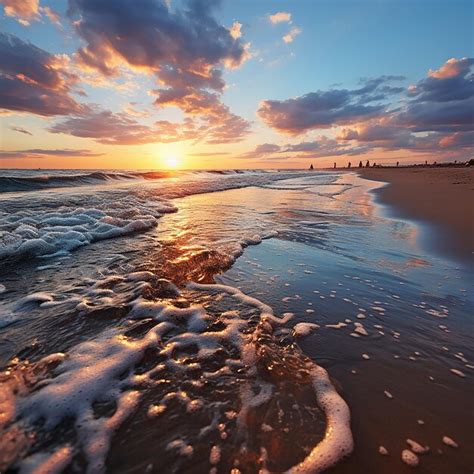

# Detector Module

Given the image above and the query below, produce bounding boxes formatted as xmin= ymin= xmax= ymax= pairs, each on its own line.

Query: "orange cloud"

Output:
xmin=0 ymin=0 xmax=39 ymax=24
xmin=269 ymin=11 xmax=292 ymax=24
xmin=428 ymin=57 xmax=473 ymax=79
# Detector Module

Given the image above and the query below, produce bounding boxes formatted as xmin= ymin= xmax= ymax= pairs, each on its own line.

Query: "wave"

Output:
xmin=0 ymin=169 xmax=271 ymax=193
xmin=0 ymin=171 xmax=142 ymax=193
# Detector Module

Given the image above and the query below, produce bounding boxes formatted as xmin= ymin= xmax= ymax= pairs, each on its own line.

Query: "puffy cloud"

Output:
xmin=49 ymin=109 xmax=192 ymax=145
xmin=69 ymin=0 xmax=247 ymax=76
xmin=259 ymin=59 xmax=473 ymax=159
xmin=0 ymin=0 xmax=60 ymax=25
xmin=269 ymin=11 xmax=292 ymax=24
xmin=428 ymin=57 xmax=474 ymax=79
xmin=0 ymin=33 xmax=84 ymax=116
xmin=283 ymin=27 xmax=301 ymax=44
xmin=408 ymin=58 xmax=474 ymax=103
xmin=229 ymin=21 xmax=242 ymax=40
xmin=50 ymin=105 xmax=250 ymax=145
xmin=67 ymin=0 xmax=250 ymax=143
xmin=0 ymin=0 xmax=39 ymax=24
xmin=257 ymin=82 xmax=392 ymax=134
xmin=0 ymin=148 xmax=103 ymax=159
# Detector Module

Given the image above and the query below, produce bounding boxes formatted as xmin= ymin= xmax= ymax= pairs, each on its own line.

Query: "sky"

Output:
xmin=0 ymin=0 xmax=473 ymax=170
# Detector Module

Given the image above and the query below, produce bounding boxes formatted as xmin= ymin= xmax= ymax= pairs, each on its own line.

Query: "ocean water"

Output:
xmin=0 ymin=169 xmax=472 ymax=473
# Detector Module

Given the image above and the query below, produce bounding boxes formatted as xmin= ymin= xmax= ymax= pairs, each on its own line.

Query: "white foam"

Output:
xmin=378 ymin=446 xmax=388 ymax=455
xmin=287 ymin=365 xmax=353 ymax=473
xmin=294 ymin=323 xmax=319 ymax=337
xmin=401 ymin=449 xmax=419 ymax=467
xmin=450 ymin=369 xmax=466 ymax=378
xmin=406 ymin=439 xmax=429 ymax=454
xmin=325 ymin=322 xmax=347 ymax=329
xmin=353 ymin=322 xmax=368 ymax=336
xmin=0 ymin=197 xmax=176 ymax=262
xmin=442 ymin=436 xmax=458 ymax=448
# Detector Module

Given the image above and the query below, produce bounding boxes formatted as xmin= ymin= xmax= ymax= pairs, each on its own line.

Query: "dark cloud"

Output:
xmin=408 ymin=57 xmax=474 ymax=103
xmin=242 ymin=137 xmax=370 ymax=160
xmin=0 ymin=32 xmax=84 ymax=116
xmin=10 ymin=126 xmax=33 ymax=136
xmin=0 ymin=148 xmax=103 ymax=159
xmin=396 ymin=58 xmax=474 ymax=133
xmin=257 ymin=76 xmax=404 ymax=134
xmin=69 ymin=0 xmax=246 ymax=76
xmin=66 ymin=0 xmax=251 ymax=143
xmin=257 ymin=58 xmax=473 ymax=160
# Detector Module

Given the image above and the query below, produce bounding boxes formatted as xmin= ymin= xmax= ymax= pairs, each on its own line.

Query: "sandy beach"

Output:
xmin=359 ymin=167 xmax=474 ymax=263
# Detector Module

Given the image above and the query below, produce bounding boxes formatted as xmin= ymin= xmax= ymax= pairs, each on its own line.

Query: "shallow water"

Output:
xmin=0 ymin=170 xmax=472 ymax=473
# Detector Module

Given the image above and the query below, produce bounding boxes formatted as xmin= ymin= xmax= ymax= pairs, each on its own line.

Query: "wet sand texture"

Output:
xmin=359 ymin=167 xmax=474 ymax=261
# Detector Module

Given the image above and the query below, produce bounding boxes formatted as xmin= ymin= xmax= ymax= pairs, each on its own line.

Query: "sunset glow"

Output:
xmin=163 ymin=154 xmax=180 ymax=169
xmin=1 ymin=2 xmax=473 ymax=473
xmin=0 ymin=1 xmax=472 ymax=169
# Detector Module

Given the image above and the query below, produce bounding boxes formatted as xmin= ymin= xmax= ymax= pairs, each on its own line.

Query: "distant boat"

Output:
xmin=309 ymin=164 xmax=314 ymax=170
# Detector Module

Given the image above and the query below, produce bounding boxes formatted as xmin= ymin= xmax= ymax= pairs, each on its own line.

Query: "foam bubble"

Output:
xmin=442 ymin=436 xmax=458 ymax=448
xmin=401 ymin=449 xmax=419 ymax=467
xmin=294 ymin=323 xmax=319 ymax=337
xmin=450 ymin=369 xmax=466 ymax=378
xmin=406 ymin=439 xmax=429 ymax=454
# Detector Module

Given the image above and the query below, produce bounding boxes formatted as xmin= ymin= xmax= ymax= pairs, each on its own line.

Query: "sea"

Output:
xmin=0 ymin=169 xmax=472 ymax=473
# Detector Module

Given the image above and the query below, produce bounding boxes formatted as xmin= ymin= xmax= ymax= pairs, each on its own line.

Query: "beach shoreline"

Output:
xmin=357 ymin=167 xmax=474 ymax=264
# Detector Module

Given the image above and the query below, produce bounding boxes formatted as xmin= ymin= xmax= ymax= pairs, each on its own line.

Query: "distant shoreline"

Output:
xmin=357 ymin=166 xmax=474 ymax=264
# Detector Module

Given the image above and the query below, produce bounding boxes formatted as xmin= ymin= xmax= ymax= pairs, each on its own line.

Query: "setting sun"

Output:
xmin=164 ymin=154 xmax=180 ymax=169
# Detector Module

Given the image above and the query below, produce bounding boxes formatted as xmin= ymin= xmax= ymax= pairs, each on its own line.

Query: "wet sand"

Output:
xmin=358 ymin=167 xmax=474 ymax=263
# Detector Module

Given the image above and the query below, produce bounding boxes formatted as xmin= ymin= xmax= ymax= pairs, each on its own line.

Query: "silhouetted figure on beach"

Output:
xmin=359 ymin=161 xmax=363 ymax=168
xmin=348 ymin=162 xmax=351 ymax=168
xmin=334 ymin=162 xmax=336 ymax=169
xmin=366 ymin=160 xmax=370 ymax=167
xmin=372 ymin=162 xmax=376 ymax=167
xmin=425 ymin=160 xmax=428 ymax=166
xmin=309 ymin=164 xmax=314 ymax=170
xmin=396 ymin=161 xmax=399 ymax=167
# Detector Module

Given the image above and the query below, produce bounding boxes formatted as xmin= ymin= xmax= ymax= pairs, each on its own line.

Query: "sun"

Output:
xmin=164 ymin=154 xmax=180 ymax=169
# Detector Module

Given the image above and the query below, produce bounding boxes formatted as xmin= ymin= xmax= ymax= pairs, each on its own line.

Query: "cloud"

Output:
xmin=49 ymin=109 xmax=190 ymax=145
xmin=0 ymin=32 xmax=84 ymax=116
xmin=428 ymin=57 xmax=474 ymax=79
xmin=10 ymin=126 xmax=33 ymax=135
xmin=0 ymin=0 xmax=60 ymax=25
xmin=41 ymin=5 xmax=60 ymax=24
xmin=0 ymin=148 xmax=103 ymax=159
xmin=241 ymin=137 xmax=370 ymax=160
xmin=229 ymin=21 xmax=242 ymax=40
xmin=269 ymin=12 xmax=292 ymax=24
xmin=283 ymin=27 xmax=302 ymax=44
xmin=189 ymin=151 xmax=231 ymax=156
xmin=257 ymin=76 xmax=403 ymax=134
xmin=50 ymin=105 xmax=250 ymax=145
xmin=67 ymin=0 xmax=250 ymax=144
xmin=0 ymin=0 xmax=39 ymax=24
xmin=253 ymin=58 xmax=474 ymax=160
xmin=396 ymin=57 xmax=474 ymax=134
